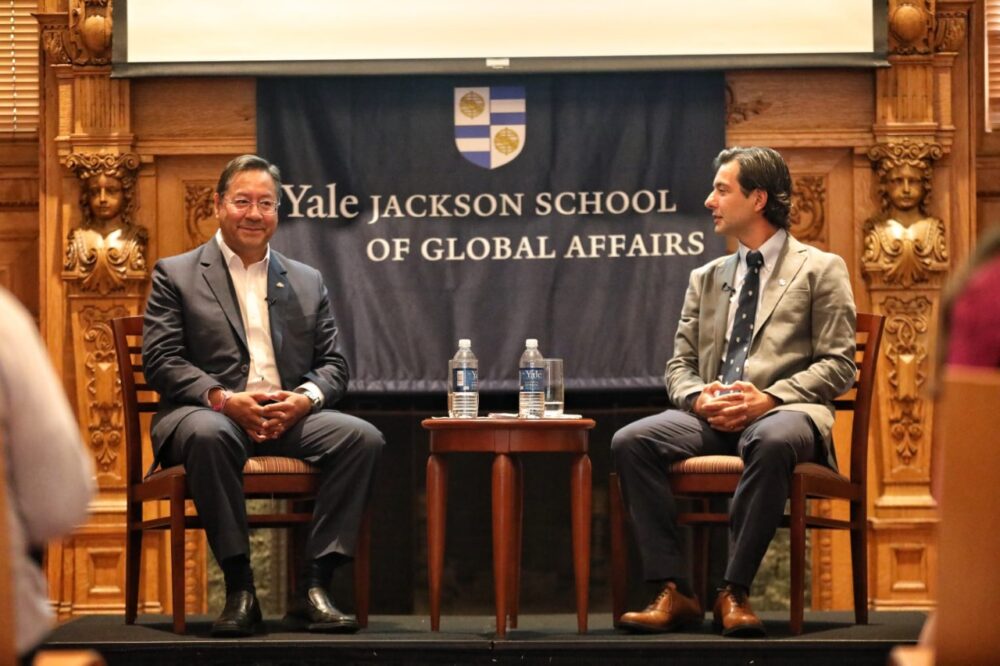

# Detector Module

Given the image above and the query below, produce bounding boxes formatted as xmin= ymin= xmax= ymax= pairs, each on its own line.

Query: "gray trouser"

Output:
xmin=610 ymin=409 xmax=820 ymax=589
xmin=163 ymin=408 xmax=384 ymax=564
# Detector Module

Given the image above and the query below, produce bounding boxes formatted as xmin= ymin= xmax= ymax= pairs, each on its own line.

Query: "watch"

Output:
xmin=295 ymin=386 xmax=322 ymax=412
xmin=211 ymin=389 xmax=232 ymax=413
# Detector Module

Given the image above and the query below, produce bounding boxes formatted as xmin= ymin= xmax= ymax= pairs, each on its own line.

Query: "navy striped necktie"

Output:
xmin=720 ymin=250 xmax=764 ymax=385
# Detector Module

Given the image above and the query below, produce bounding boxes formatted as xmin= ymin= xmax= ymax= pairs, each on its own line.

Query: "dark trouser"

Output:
xmin=162 ymin=409 xmax=384 ymax=564
xmin=610 ymin=409 xmax=821 ymax=589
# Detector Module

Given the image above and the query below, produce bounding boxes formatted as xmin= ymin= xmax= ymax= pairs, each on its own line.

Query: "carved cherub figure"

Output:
xmin=863 ymin=142 xmax=948 ymax=288
xmin=63 ymin=153 xmax=147 ymax=293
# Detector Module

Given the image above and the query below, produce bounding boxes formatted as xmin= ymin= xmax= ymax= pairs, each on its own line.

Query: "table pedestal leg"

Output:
xmin=570 ymin=454 xmax=592 ymax=634
xmin=509 ymin=457 xmax=524 ymax=629
xmin=492 ymin=453 xmax=515 ymax=638
xmin=427 ymin=454 xmax=448 ymax=631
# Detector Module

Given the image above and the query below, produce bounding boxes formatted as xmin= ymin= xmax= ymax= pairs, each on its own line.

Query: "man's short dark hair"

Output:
xmin=714 ymin=146 xmax=792 ymax=230
xmin=216 ymin=154 xmax=283 ymax=204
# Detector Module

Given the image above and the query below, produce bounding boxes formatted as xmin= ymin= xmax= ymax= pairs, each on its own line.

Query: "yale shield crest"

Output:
xmin=454 ymin=86 xmax=526 ymax=169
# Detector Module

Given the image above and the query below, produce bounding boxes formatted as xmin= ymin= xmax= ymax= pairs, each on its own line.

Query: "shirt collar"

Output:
xmin=215 ymin=228 xmax=270 ymax=270
xmin=738 ymin=228 xmax=787 ymax=271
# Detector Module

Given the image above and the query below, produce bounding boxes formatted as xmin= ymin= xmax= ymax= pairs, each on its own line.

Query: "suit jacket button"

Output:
xmin=240 ymin=364 xmax=249 ymax=373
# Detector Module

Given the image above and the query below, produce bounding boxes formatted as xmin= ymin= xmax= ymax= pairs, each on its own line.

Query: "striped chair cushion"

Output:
xmin=669 ymin=455 xmax=744 ymax=474
xmin=243 ymin=456 xmax=318 ymax=474
xmin=668 ymin=456 xmax=850 ymax=484
xmin=146 ymin=457 xmax=318 ymax=482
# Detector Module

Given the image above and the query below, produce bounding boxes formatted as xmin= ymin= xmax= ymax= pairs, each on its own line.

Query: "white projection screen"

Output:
xmin=112 ymin=0 xmax=887 ymax=77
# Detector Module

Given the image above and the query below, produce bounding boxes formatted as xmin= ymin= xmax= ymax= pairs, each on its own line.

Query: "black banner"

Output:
xmin=257 ymin=72 xmax=726 ymax=393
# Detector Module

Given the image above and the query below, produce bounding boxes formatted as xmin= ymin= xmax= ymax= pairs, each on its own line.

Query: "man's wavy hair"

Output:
xmin=714 ymin=146 xmax=792 ymax=231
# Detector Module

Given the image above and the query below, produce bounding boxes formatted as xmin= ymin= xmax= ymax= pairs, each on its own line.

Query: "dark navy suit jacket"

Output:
xmin=142 ymin=239 xmax=349 ymax=462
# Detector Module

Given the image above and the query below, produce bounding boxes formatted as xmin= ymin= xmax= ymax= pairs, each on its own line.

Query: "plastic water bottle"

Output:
xmin=518 ymin=338 xmax=545 ymax=418
xmin=448 ymin=339 xmax=479 ymax=418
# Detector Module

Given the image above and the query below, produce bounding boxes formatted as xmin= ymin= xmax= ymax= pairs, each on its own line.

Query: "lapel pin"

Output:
xmin=779 ymin=279 xmax=786 ymax=286
xmin=276 ymin=282 xmax=285 ymax=288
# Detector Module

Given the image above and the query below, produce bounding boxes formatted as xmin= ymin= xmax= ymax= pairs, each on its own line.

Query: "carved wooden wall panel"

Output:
xmin=0 ymin=158 xmax=39 ymax=317
xmin=0 ymin=221 xmax=38 ymax=311
xmin=153 ymin=158 xmax=239 ymax=259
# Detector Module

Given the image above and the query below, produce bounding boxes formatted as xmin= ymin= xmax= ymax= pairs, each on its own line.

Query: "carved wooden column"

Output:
xmin=864 ymin=0 xmax=973 ymax=611
xmin=863 ymin=140 xmax=944 ymax=609
xmin=37 ymin=0 xmax=208 ymax=619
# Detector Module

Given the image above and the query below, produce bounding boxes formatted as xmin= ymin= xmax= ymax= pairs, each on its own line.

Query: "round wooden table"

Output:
xmin=422 ymin=417 xmax=596 ymax=637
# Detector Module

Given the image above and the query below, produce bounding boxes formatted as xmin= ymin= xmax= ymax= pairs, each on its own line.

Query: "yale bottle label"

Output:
xmin=519 ymin=367 xmax=543 ymax=392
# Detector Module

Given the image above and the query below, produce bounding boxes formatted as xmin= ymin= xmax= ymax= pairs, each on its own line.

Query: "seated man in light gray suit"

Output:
xmin=143 ymin=154 xmax=384 ymax=637
xmin=612 ymin=147 xmax=855 ymax=637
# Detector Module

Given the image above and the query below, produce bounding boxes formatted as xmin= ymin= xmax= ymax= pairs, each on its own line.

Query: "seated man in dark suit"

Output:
xmin=143 ymin=154 xmax=384 ymax=636
xmin=612 ymin=147 xmax=856 ymax=637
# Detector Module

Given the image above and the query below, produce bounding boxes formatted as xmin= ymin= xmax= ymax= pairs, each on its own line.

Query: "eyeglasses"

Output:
xmin=224 ymin=197 xmax=279 ymax=215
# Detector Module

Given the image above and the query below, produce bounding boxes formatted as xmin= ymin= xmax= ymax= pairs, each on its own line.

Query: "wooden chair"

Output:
xmin=610 ymin=312 xmax=884 ymax=635
xmin=112 ymin=315 xmax=371 ymax=634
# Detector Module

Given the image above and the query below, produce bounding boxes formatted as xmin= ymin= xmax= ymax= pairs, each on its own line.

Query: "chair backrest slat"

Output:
xmin=846 ymin=313 xmax=885 ymax=487
xmin=112 ymin=316 xmax=158 ymax=487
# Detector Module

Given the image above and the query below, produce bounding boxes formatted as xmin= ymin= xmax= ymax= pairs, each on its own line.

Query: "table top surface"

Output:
xmin=421 ymin=417 xmax=596 ymax=431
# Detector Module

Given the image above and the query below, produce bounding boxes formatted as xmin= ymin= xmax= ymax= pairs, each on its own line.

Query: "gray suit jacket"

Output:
xmin=665 ymin=234 xmax=856 ymax=470
xmin=142 ymin=240 xmax=349 ymax=461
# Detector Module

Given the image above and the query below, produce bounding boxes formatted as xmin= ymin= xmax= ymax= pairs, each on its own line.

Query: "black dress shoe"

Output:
xmin=211 ymin=590 xmax=262 ymax=637
xmin=283 ymin=587 xmax=360 ymax=633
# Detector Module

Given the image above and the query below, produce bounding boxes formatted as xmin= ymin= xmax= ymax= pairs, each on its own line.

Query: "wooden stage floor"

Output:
xmin=41 ymin=610 xmax=924 ymax=665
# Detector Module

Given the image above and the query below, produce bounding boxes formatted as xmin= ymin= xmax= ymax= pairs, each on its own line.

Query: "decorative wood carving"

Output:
xmin=39 ymin=1 xmax=112 ymax=67
xmin=79 ymin=304 xmax=129 ymax=477
xmin=38 ymin=14 xmax=73 ymax=65
xmin=725 ymin=84 xmax=771 ymax=126
xmin=863 ymin=141 xmax=948 ymax=288
xmin=889 ymin=0 xmax=934 ymax=56
xmin=184 ymin=182 xmax=217 ymax=248
xmin=67 ymin=0 xmax=112 ymax=66
xmin=789 ymin=175 xmax=827 ymax=247
xmin=934 ymin=10 xmax=967 ymax=54
xmin=63 ymin=152 xmax=148 ymax=294
xmin=83 ymin=545 xmax=124 ymax=601
xmin=890 ymin=544 xmax=929 ymax=593
xmin=882 ymin=296 xmax=932 ymax=471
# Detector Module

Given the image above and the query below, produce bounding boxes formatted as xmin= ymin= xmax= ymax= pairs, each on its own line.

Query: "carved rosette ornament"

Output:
xmin=80 ymin=304 xmax=129 ymax=476
xmin=882 ymin=296 xmax=932 ymax=470
xmin=863 ymin=141 xmax=948 ymax=289
xmin=789 ymin=175 xmax=827 ymax=246
xmin=63 ymin=153 xmax=148 ymax=295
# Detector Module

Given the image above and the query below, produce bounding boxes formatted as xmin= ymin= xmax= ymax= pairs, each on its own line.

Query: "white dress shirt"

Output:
xmin=723 ymin=228 xmax=788 ymax=348
xmin=216 ymin=230 xmax=282 ymax=394
xmin=213 ymin=231 xmax=323 ymax=406
xmin=0 ymin=287 xmax=95 ymax=655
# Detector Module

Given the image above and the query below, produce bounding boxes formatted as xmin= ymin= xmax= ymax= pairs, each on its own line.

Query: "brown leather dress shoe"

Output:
xmin=616 ymin=581 xmax=703 ymax=633
xmin=713 ymin=587 xmax=766 ymax=637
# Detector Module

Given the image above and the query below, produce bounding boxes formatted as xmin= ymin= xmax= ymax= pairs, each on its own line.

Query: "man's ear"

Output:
xmin=213 ymin=192 xmax=223 ymax=218
xmin=753 ymin=189 xmax=768 ymax=214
